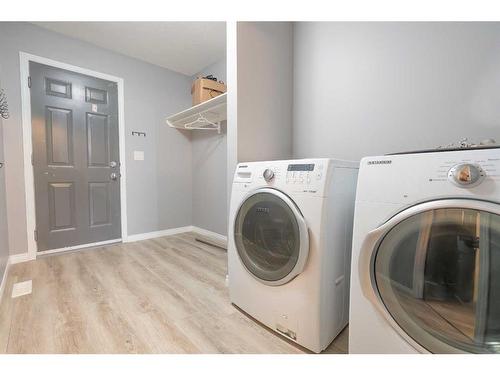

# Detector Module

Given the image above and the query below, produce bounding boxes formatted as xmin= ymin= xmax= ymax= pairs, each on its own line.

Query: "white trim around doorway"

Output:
xmin=19 ymin=52 xmax=128 ymax=260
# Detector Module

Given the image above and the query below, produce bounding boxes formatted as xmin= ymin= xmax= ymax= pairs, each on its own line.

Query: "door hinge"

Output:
xmin=28 ymin=76 xmax=32 ymax=88
xmin=34 ymin=229 xmax=38 ymax=242
xmin=31 ymin=153 xmax=34 ymax=166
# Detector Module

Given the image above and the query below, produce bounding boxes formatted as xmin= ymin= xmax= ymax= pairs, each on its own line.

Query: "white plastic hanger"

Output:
xmin=184 ymin=114 xmax=221 ymax=133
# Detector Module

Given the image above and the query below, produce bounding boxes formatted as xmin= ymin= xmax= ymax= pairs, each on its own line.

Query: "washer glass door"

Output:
xmin=234 ymin=189 xmax=308 ymax=285
xmin=373 ymin=202 xmax=500 ymax=353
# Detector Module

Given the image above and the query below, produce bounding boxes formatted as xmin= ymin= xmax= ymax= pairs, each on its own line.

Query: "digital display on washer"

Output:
xmin=287 ymin=164 xmax=315 ymax=171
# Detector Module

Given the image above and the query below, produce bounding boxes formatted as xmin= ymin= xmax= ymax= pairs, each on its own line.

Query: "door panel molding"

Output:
xmin=48 ymin=182 xmax=76 ymax=231
xmin=20 ymin=52 xmax=128 ymax=260
xmin=45 ymin=77 xmax=72 ymax=99
xmin=46 ymin=106 xmax=74 ymax=166
xmin=88 ymin=182 xmax=111 ymax=227
xmin=86 ymin=112 xmax=110 ymax=167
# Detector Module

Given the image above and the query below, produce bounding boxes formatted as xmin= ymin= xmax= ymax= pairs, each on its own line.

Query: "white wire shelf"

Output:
xmin=166 ymin=93 xmax=227 ymax=134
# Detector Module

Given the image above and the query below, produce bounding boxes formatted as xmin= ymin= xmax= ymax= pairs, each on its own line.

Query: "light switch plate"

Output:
xmin=134 ymin=151 xmax=144 ymax=161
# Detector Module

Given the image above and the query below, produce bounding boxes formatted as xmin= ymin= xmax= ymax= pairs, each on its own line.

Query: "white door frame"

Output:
xmin=19 ymin=52 xmax=128 ymax=259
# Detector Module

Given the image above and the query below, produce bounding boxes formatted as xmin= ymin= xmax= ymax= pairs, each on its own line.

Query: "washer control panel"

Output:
xmin=234 ymin=159 xmax=334 ymax=196
xmin=448 ymin=163 xmax=485 ymax=188
xmin=285 ymin=163 xmax=323 ymax=185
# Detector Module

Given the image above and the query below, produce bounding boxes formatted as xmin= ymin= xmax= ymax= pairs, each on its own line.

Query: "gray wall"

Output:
xmin=237 ymin=22 xmax=293 ymax=162
xmin=0 ymin=22 xmax=193 ymax=255
xmin=293 ymin=22 xmax=500 ymax=160
xmin=191 ymin=59 xmax=227 ymax=236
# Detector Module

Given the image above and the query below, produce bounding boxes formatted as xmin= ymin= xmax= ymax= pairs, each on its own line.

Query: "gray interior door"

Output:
xmin=30 ymin=62 xmax=121 ymax=252
xmin=0 ymin=116 xmax=9 ymax=276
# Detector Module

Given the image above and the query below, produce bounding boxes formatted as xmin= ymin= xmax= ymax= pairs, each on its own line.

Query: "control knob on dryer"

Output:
xmin=448 ymin=163 xmax=485 ymax=188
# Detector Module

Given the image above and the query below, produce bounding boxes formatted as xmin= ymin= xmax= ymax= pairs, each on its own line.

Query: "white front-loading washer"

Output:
xmin=228 ymin=158 xmax=358 ymax=353
xmin=349 ymin=146 xmax=500 ymax=354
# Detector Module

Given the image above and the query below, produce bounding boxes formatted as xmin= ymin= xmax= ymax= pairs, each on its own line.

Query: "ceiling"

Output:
xmin=33 ymin=22 xmax=226 ymax=76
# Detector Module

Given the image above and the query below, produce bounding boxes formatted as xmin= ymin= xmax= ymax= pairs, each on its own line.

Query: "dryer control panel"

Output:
xmin=357 ymin=148 xmax=500 ymax=205
xmin=447 ymin=163 xmax=486 ymax=188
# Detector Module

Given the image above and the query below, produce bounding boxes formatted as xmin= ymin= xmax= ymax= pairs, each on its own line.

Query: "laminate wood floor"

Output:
xmin=0 ymin=232 xmax=348 ymax=354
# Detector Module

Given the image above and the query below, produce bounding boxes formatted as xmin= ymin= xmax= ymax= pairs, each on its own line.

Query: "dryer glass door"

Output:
xmin=234 ymin=188 xmax=309 ymax=286
xmin=370 ymin=200 xmax=500 ymax=353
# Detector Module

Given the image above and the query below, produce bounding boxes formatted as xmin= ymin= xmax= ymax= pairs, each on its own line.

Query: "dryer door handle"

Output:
xmin=358 ymin=227 xmax=384 ymax=304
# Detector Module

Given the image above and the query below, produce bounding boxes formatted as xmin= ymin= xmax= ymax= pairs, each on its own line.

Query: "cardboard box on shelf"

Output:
xmin=191 ymin=77 xmax=226 ymax=106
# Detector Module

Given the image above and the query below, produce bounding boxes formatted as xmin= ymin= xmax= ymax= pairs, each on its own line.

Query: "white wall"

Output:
xmin=226 ymin=22 xmax=238 ymax=213
xmin=192 ymin=22 xmax=294 ymax=237
xmin=199 ymin=22 xmax=294 ymax=236
xmin=0 ymin=22 xmax=194 ymax=255
xmin=237 ymin=22 xmax=294 ymax=163
xmin=293 ymin=22 xmax=500 ymax=160
xmin=191 ymin=58 xmax=227 ymax=236
xmin=0 ymin=115 xmax=9 ymax=281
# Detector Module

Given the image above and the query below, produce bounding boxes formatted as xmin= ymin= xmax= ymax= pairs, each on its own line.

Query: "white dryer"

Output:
xmin=228 ymin=158 xmax=358 ymax=353
xmin=350 ymin=146 xmax=500 ymax=354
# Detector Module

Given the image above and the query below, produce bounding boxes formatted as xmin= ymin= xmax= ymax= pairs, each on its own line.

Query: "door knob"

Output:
xmin=0 ymin=162 xmax=4 ymax=168
xmin=110 ymin=172 xmax=121 ymax=181
xmin=109 ymin=161 xmax=118 ymax=168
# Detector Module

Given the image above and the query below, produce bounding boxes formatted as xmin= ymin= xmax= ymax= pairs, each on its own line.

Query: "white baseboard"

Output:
xmin=125 ymin=226 xmax=193 ymax=243
xmin=0 ymin=257 xmax=11 ymax=306
xmin=5 ymin=226 xmax=228 ymax=265
xmin=9 ymin=252 xmax=36 ymax=265
xmin=125 ymin=225 xmax=228 ymax=249
xmin=191 ymin=226 xmax=228 ymax=243
xmin=191 ymin=226 xmax=228 ymax=249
